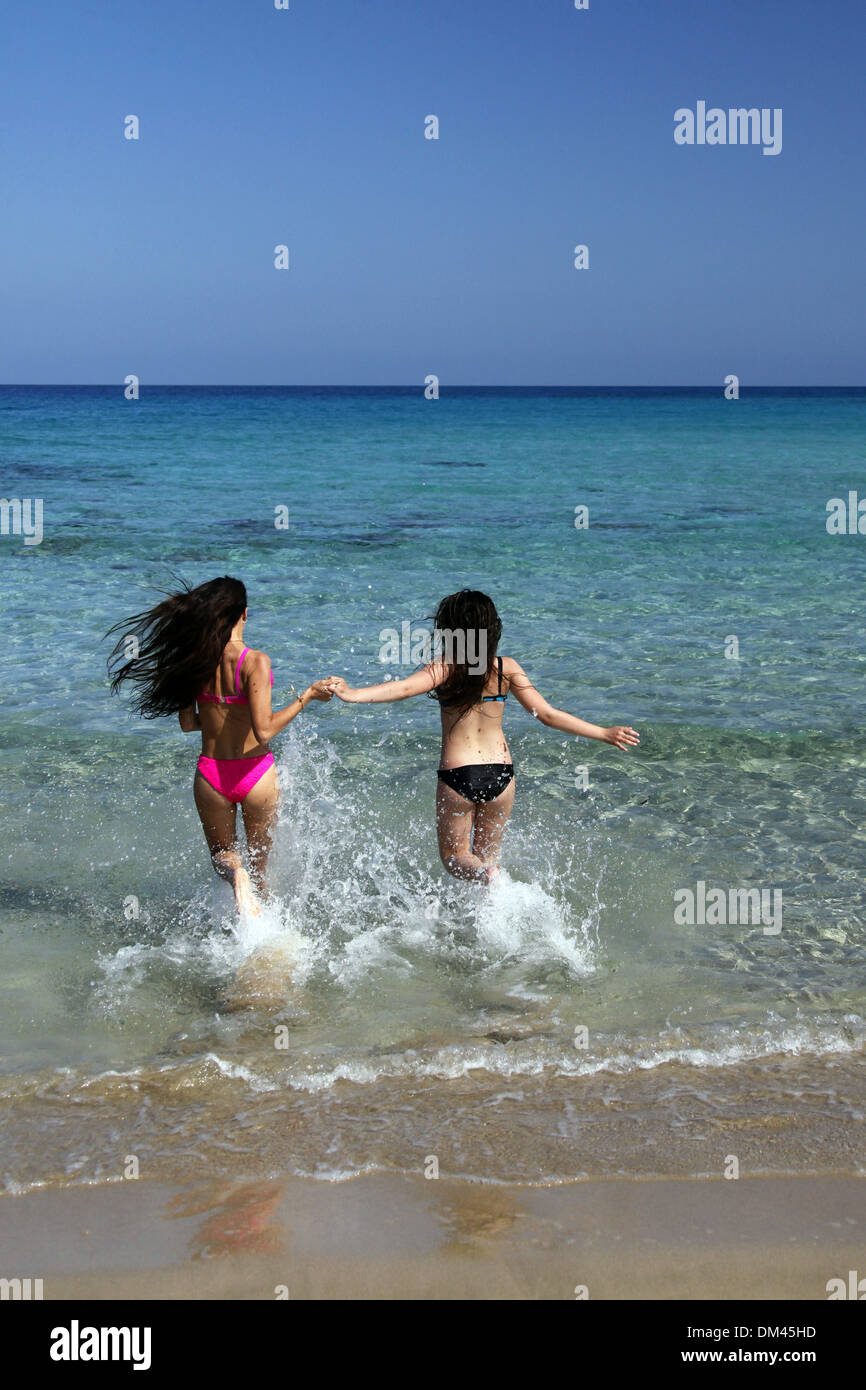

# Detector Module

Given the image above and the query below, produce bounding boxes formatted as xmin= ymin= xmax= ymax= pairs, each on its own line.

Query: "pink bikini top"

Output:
xmin=197 ymin=646 xmax=273 ymax=705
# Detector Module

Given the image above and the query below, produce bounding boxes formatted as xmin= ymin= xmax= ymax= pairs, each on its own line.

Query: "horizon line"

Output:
xmin=1 ymin=383 xmax=864 ymax=391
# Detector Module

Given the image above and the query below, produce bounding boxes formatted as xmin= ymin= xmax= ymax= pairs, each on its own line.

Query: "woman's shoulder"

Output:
xmin=238 ymin=647 xmax=271 ymax=677
xmin=423 ymin=657 xmax=449 ymax=686
xmin=499 ymin=656 xmax=528 ymax=689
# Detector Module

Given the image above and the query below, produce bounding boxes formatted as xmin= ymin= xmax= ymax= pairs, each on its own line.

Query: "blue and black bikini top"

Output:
xmin=436 ymin=655 xmax=507 ymax=708
xmin=482 ymin=655 xmax=507 ymax=702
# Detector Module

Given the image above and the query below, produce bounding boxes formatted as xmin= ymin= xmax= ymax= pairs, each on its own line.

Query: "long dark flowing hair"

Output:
xmin=107 ymin=576 xmax=248 ymax=718
xmin=428 ymin=589 xmax=502 ymax=718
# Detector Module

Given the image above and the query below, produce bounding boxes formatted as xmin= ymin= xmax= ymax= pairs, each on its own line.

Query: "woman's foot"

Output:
xmin=233 ymin=867 xmax=261 ymax=916
xmin=484 ymin=864 xmax=501 ymax=887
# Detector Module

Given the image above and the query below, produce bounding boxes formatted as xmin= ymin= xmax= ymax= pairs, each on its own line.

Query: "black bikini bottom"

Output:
xmin=437 ymin=763 xmax=515 ymax=804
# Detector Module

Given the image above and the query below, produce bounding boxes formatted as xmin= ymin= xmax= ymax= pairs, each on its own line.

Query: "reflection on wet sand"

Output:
xmin=165 ymin=1178 xmax=286 ymax=1259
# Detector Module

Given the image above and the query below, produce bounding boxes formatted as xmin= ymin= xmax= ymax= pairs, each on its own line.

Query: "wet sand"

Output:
xmin=1 ymin=1172 xmax=863 ymax=1300
xmin=4 ymin=1051 xmax=865 ymax=1192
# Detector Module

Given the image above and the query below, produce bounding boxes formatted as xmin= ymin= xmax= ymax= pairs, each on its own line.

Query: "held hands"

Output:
xmin=604 ymin=725 xmax=640 ymax=751
xmin=306 ymin=680 xmax=336 ymax=702
xmin=302 ymin=676 xmax=354 ymax=703
xmin=321 ymin=676 xmax=355 ymax=702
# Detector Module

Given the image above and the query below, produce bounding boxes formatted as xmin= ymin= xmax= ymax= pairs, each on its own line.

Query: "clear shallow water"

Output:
xmin=1 ymin=387 xmax=864 ymax=1190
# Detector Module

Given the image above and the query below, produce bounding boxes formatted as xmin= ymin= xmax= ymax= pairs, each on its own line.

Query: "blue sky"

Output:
xmin=1 ymin=0 xmax=863 ymax=384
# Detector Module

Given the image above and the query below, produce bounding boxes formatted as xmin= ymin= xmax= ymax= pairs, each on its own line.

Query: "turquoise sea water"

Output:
xmin=1 ymin=386 xmax=864 ymax=1189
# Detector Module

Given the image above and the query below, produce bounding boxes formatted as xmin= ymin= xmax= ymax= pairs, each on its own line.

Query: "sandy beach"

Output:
xmin=2 ymin=1051 xmax=864 ymax=1300
xmin=2 ymin=1170 xmax=862 ymax=1301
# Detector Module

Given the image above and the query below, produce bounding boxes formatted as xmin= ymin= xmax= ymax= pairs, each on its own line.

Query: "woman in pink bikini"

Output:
xmin=108 ymin=576 xmax=332 ymax=912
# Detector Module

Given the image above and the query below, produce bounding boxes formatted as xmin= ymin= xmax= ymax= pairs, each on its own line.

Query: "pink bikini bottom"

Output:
xmin=196 ymin=752 xmax=275 ymax=804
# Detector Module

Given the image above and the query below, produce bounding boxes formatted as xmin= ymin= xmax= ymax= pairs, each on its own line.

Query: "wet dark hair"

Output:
xmin=429 ymin=589 xmax=502 ymax=718
xmin=107 ymin=576 xmax=248 ymax=718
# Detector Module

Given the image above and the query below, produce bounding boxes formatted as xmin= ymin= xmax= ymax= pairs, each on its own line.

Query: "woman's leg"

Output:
xmin=193 ymin=771 xmax=258 ymax=914
xmin=471 ymin=778 xmax=515 ymax=881
xmin=436 ymin=780 xmax=490 ymax=883
xmin=240 ymin=762 xmax=280 ymax=897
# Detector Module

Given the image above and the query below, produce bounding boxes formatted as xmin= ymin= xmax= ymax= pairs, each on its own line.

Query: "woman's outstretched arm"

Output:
xmin=505 ymin=659 xmax=639 ymax=750
xmin=246 ymin=651 xmax=333 ymax=742
xmin=328 ymin=662 xmax=445 ymax=705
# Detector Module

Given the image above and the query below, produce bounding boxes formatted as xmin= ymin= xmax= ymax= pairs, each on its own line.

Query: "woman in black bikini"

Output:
xmin=328 ymin=590 xmax=639 ymax=884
